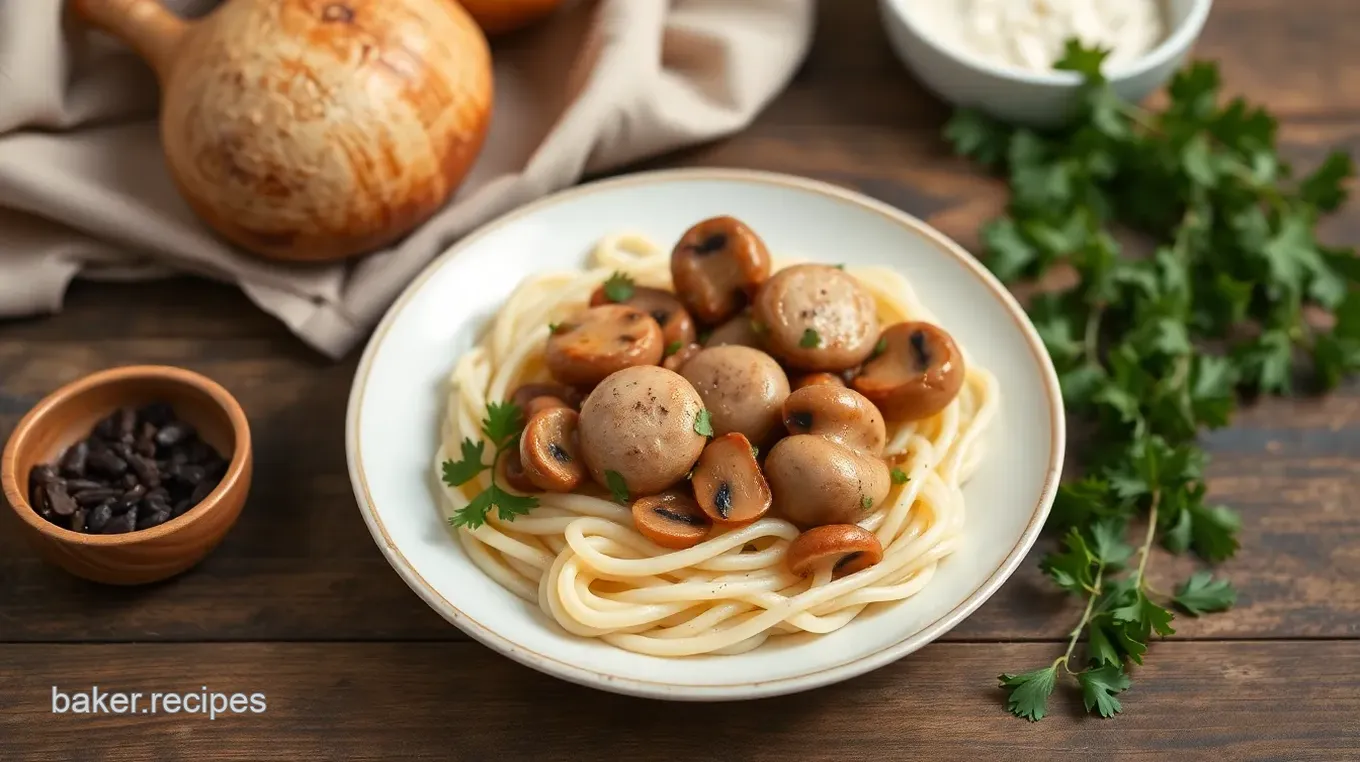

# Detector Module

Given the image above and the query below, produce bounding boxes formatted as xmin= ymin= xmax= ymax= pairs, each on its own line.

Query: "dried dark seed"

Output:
xmin=189 ymin=479 xmax=215 ymax=504
xmin=74 ymin=488 xmax=121 ymax=506
xmin=176 ymin=465 xmax=207 ymax=487
xmin=204 ymin=457 xmax=229 ymax=480
xmin=93 ymin=412 xmax=119 ymax=439
xmin=103 ymin=509 xmax=136 ymax=534
xmin=30 ymin=464 xmax=58 ymax=488
xmin=111 ymin=441 xmax=134 ymax=462
xmin=129 ymin=454 xmax=160 ymax=488
xmin=146 ymin=493 xmax=172 ymax=514
xmin=116 ymin=406 xmax=138 ymax=440
xmin=146 ymin=486 xmax=169 ymax=502
xmin=185 ymin=439 xmax=214 ymax=465
xmin=136 ymin=429 xmax=157 ymax=458
xmin=46 ymin=483 xmax=77 ymax=517
xmin=70 ymin=508 xmax=87 ymax=533
xmin=86 ymin=501 xmax=114 ymax=532
xmin=170 ymin=450 xmax=189 ymax=467
xmin=87 ymin=449 xmax=128 ymax=477
xmin=65 ymin=478 xmax=103 ymax=493
xmin=118 ymin=484 xmax=147 ymax=511
xmin=137 ymin=402 xmax=175 ymax=427
xmin=30 ymin=480 xmax=50 ymax=515
xmin=59 ymin=440 xmax=89 ymax=478
xmin=155 ymin=422 xmax=194 ymax=449
xmin=123 ymin=472 xmax=139 ymax=488
xmin=137 ymin=510 xmax=171 ymax=531
xmin=172 ymin=499 xmax=193 ymax=517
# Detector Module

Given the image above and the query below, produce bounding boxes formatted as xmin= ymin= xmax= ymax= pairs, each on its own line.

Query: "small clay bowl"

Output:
xmin=1 ymin=366 xmax=252 ymax=585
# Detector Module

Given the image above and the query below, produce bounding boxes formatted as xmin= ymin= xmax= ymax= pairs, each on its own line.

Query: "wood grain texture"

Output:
xmin=1 ymin=641 xmax=1357 ymax=760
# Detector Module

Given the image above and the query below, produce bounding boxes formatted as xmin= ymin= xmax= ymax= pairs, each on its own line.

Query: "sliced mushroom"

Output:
xmin=852 ymin=322 xmax=966 ymax=421
xmin=496 ymin=447 xmax=538 ymax=494
xmin=662 ymin=342 xmax=703 ymax=373
xmin=691 ymin=433 xmax=771 ymax=525
xmin=786 ymin=525 xmax=884 ymax=577
xmin=590 ymin=284 xmax=697 ymax=348
xmin=632 ymin=490 xmax=712 ymax=549
xmin=511 ymin=382 xmax=582 ymax=412
xmin=704 ymin=312 xmax=766 ymax=350
xmin=753 ymin=264 xmax=879 ymax=371
xmin=680 ymin=346 xmax=790 ymax=446
xmin=523 ymin=395 xmax=568 ymax=419
xmin=671 ymin=216 xmax=772 ymax=325
xmin=790 ymin=372 xmax=846 ymax=391
xmin=545 ymin=304 xmax=665 ymax=387
xmin=577 ymin=366 xmax=707 ymax=496
xmin=765 ymin=385 xmax=890 ymax=528
xmin=520 ymin=407 xmax=586 ymax=492
xmin=781 ymin=384 xmax=886 ymax=454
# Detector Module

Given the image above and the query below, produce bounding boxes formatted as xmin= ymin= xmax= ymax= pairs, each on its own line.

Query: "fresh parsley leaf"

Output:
xmin=1113 ymin=590 xmax=1176 ymax=640
xmin=1188 ymin=502 xmax=1241 ymax=562
xmin=665 ymin=340 xmax=683 ymax=357
xmin=548 ymin=322 xmax=562 ymax=334
xmin=605 ymin=469 xmax=630 ymax=504
xmin=1087 ymin=618 xmax=1122 ymax=667
xmin=482 ymin=401 xmax=525 ymax=446
xmin=1173 ymin=571 xmax=1237 ymax=616
xmin=694 ymin=409 xmax=713 ymax=437
xmin=450 ymin=489 xmax=495 ymax=529
xmin=799 ymin=328 xmax=820 ymax=349
xmin=872 ymin=337 xmax=888 ymax=359
xmin=999 ymin=666 xmax=1058 ymax=722
xmin=1299 ymin=150 xmax=1354 ymax=212
xmin=980 ymin=217 xmax=1037 ymax=283
xmin=489 ymin=483 xmax=538 ymax=522
xmin=861 ymin=495 xmax=873 ymax=510
xmin=1090 ymin=518 xmax=1133 ymax=567
xmin=890 ymin=467 xmax=909 ymax=485
xmin=1041 ymin=528 xmax=1096 ymax=594
xmin=834 ymin=263 xmax=845 ymax=270
xmin=1053 ymin=39 xmax=1108 ymax=80
xmin=602 ymin=271 xmax=635 ymax=303
xmin=943 ymin=108 xmax=1010 ymax=167
xmin=1078 ymin=665 xmax=1131 ymax=718
xmin=441 ymin=438 xmax=488 ymax=487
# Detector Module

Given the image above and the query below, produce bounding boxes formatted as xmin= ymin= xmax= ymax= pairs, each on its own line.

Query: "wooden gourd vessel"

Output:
xmin=72 ymin=0 xmax=494 ymax=262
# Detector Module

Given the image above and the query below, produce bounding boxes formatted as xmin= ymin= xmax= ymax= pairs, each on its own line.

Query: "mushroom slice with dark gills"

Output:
xmin=764 ymin=385 xmax=890 ymax=528
xmin=852 ymin=321 xmax=966 ymax=422
xmin=786 ymin=524 xmax=884 ymax=578
xmin=691 ymin=433 xmax=771 ymax=526
xmin=671 ymin=216 xmax=772 ymax=325
xmin=590 ymin=284 xmax=697 ymax=349
xmin=520 ymin=407 xmax=586 ymax=492
xmin=545 ymin=304 xmax=664 ymax=387
xmin=577 ymin=366 xmax=707 ymax=497
xmin=680 ymin=346 xmax=790 ymax=446
xmin=632 ymin=490 xmax=712 ymax=550
xmin=753 ymin=264 xmax=879 ymax=372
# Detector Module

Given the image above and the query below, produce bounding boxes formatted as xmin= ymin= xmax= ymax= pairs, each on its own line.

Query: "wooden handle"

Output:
xmin=70 ymin=0 xmax=188 ymax=77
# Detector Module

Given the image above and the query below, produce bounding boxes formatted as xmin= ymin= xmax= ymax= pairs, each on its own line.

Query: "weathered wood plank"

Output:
xmin=0 ymin=641 xmax=1355 ymax=761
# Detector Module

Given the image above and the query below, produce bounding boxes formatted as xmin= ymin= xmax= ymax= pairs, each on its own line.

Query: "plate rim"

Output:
xmin=345 ymin=167 xmax=1066 ymax=700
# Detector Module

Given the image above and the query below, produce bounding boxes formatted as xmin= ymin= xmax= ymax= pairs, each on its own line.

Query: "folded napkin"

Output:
xmin=0 ymin=0 xmax=813 ymax=357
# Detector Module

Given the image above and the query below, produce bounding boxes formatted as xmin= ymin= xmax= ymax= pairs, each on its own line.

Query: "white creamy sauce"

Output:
xmin=920 ymin=0 xmax=1168 ymax=74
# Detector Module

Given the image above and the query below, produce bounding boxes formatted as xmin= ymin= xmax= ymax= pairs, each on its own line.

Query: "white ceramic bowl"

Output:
xmin=880 ymin=0 xmax=1213 ymax=126
xmin=346 ymin=168 xmax=1065 ymax=700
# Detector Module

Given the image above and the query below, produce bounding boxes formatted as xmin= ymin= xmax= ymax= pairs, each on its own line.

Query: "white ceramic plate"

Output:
xmin=346 ymin=168 xmax=1064 ymax=700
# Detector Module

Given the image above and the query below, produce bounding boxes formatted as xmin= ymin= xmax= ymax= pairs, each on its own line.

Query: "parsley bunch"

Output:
xmin=442 ymin=401 xmax=539 ymax=528
xmin=946 ymin=42 xmax=1357 ymax=721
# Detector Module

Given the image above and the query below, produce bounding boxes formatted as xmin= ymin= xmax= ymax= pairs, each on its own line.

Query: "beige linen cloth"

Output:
xmin=0 ymin=0 xmax=813 ymax=358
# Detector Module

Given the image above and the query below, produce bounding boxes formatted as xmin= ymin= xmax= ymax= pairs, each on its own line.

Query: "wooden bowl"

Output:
xmin=1 ymin=366 xmax=253 ymax=585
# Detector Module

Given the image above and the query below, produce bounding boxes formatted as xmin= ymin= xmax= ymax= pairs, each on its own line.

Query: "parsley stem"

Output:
xmin=1059 ymin=566 xmax=1104 ymax=674
xmin=1133 ymin=489 xmax=1162 ymax=589
xmin=1083 ymin=306 xmax=1104 ymax=361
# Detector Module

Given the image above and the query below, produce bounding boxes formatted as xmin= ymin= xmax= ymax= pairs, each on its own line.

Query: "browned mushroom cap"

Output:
xmin=790 ymin=372 xmax=845 ymax=391
xmin=496 ymin=447 xmax=538 ymax=494
xmin=691 ymin=433 xmax=771 ymax=525
xmin=704 ymin=312 xmax=767 ymax=350
xmin=764 ymin=434 xmax=890 ymax=527
xmin=786 ymin=525 xmax=884 ymax=577
xmin=662 ymin=342 xmax=703 ymax=373
xmin=523 ymin=395 xmax=569 ymax=419
xmin=671 ymin=216 xmax=772 ymax=325
xmin=852 ymin=322 xmax=966 ymax=422
xmin=545 ymin=305 xmax=665 ymax=387
xmin=520 ymin=407 xmax=587 ymax=492
xmin=680 ymin=346 xmax=790 ymax=446
xmin=753 ymin=264 xmax=879 ymax=372
xmin=632 ymin=490 xmax=711 ymax=549
xmin=577 ymin=365 xmax=708 ymax=496
xmin=590 ymin=284 xmax=697 ymax=349
xmin=781 ymin=384 xmax=886 ymax=455
xmin=511 ymin=382 xmax=582 ymax=412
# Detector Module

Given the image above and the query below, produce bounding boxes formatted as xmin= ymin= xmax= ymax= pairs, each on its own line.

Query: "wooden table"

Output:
xmin=3 ymin=1 xmax=1358 ymax=758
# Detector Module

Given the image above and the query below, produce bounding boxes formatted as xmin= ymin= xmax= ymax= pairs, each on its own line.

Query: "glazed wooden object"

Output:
xmin=1 ymin=367 xmax=253 ymax=585
xmin=70 ymin=0 xmax=494 ymax=262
